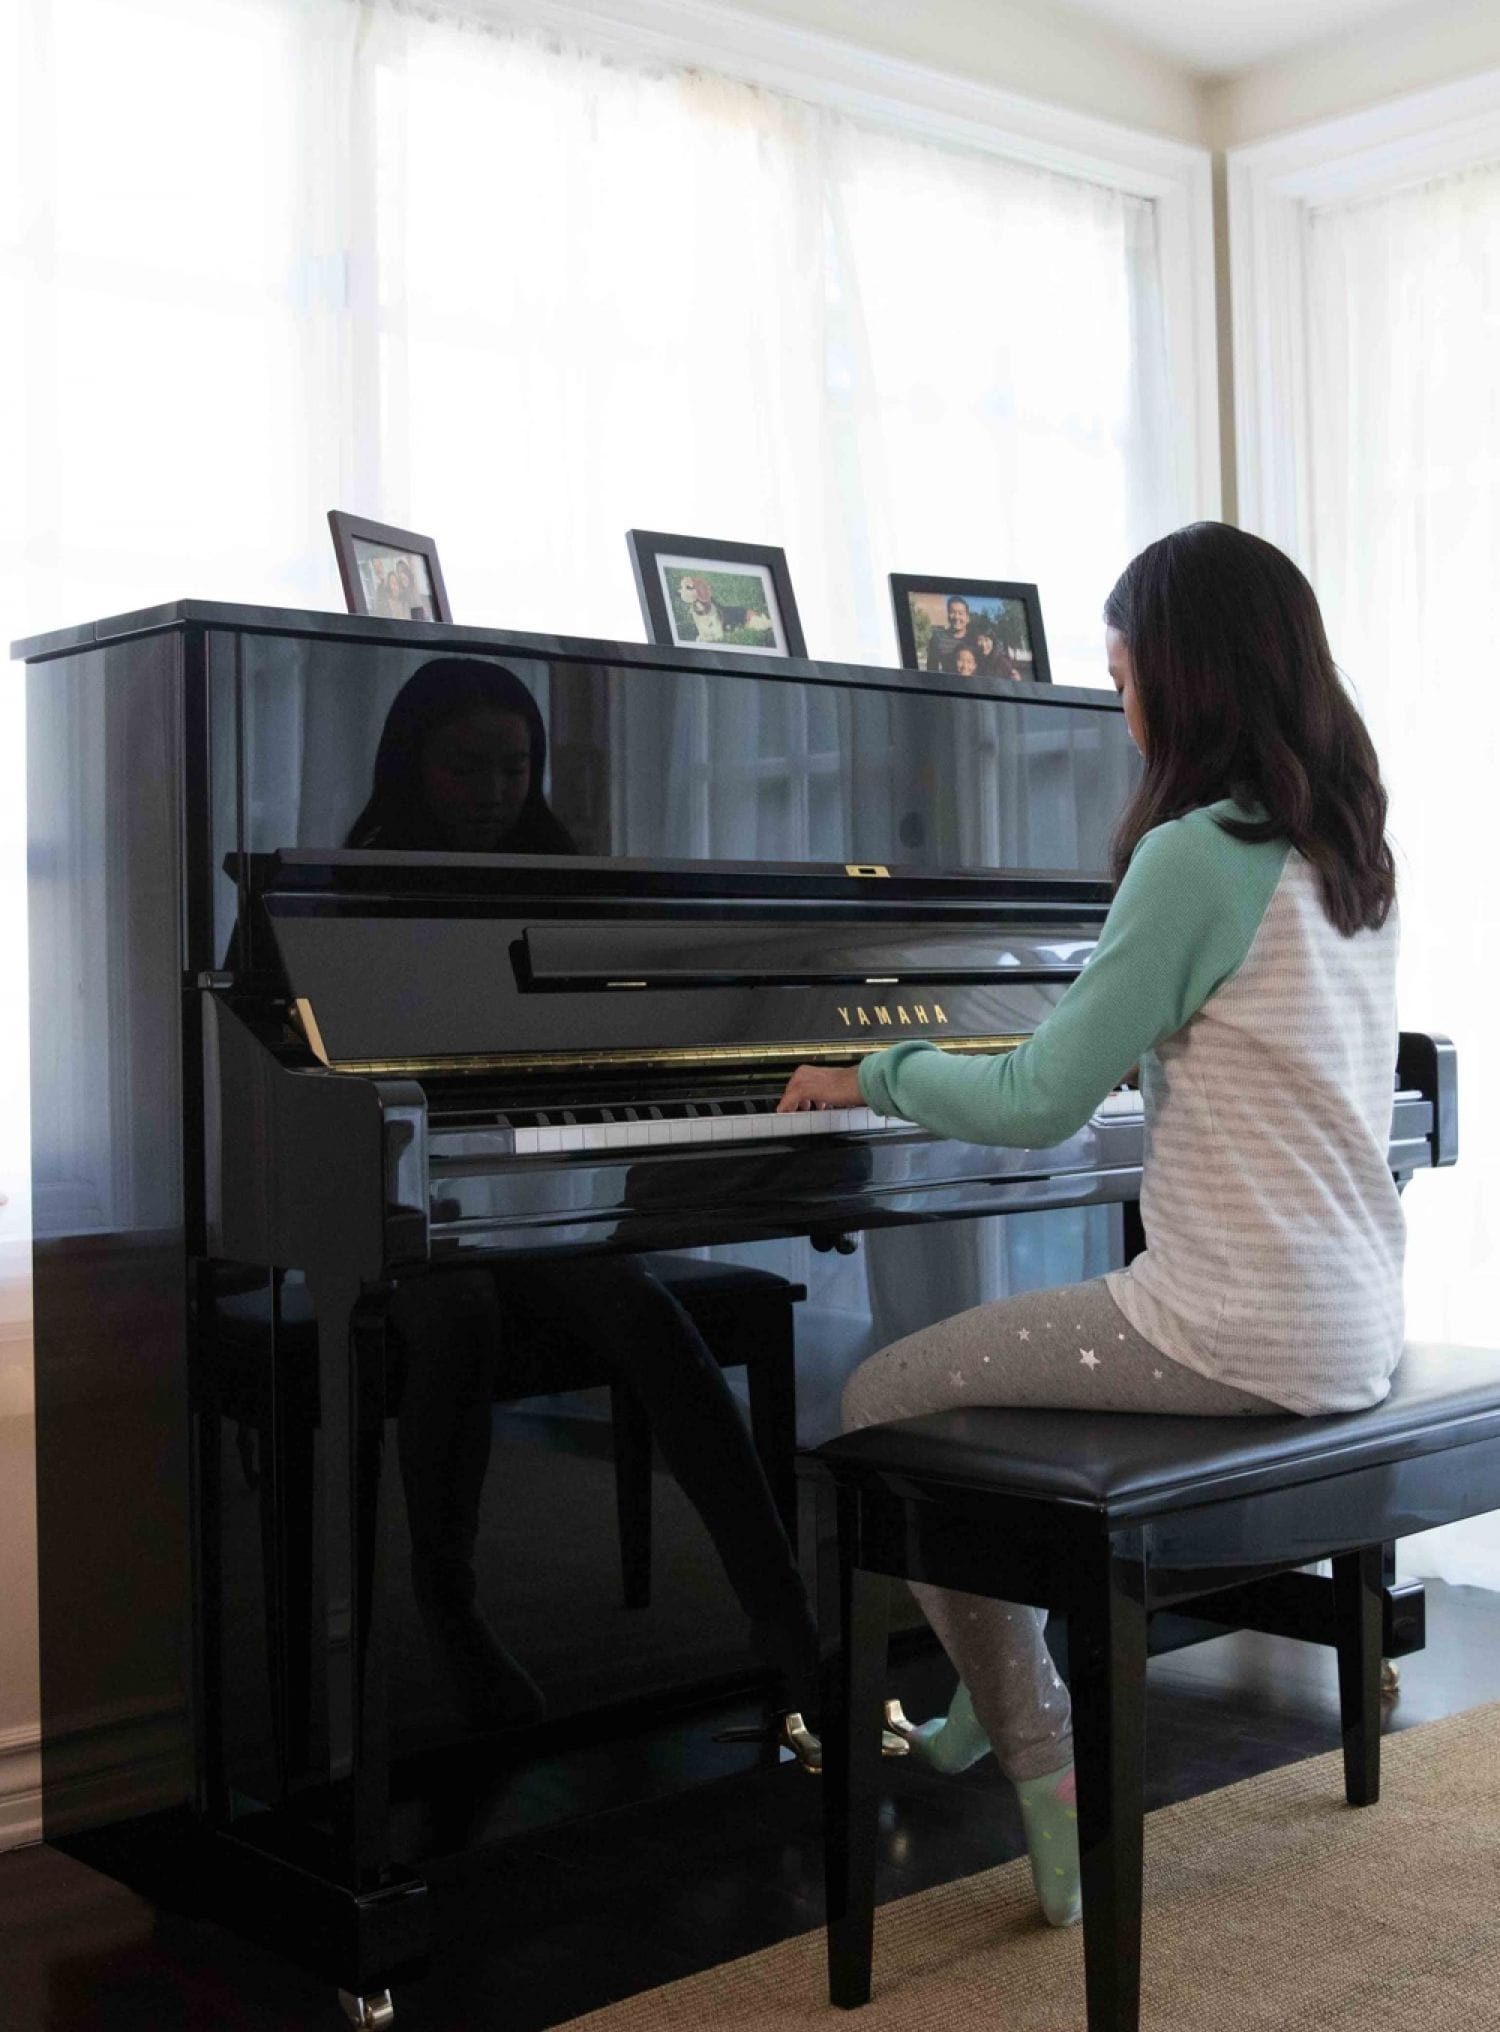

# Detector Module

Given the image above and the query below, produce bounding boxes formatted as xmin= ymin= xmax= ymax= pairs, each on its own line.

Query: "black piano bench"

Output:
xmin=211 ymin=1256 xmax=805 ymax=1619
xmin=576 ymin=1254 xmax=807 ymax=1610
xmin=802 ymin=1341 xmax=1500 ymax=2032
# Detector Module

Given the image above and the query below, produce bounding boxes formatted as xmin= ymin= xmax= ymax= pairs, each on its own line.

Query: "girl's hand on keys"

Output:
xmin=776 ymin=1064 xmax=864 ymax=1114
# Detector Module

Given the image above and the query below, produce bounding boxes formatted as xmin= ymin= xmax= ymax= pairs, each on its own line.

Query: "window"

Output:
xmin=3 ymin=0 xmax=1210 ymax=1251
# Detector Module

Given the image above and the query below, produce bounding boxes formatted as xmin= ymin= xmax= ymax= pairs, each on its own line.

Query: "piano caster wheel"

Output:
xmin=1380 ymin=1658 xmax=1401 ymax=1700
xmin=338 ymin=1990 xmax=395 ymax=2029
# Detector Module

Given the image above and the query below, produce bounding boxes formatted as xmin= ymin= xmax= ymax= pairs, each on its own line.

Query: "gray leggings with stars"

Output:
xmin=841 ymin=1276 xmax=1281 ymax=1783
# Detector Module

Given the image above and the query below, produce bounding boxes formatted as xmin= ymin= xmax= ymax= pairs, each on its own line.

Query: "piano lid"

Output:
xmin=517 ymin=919 xmax=1095 ymax=988
xmin=239 ymin=848 xmax=1115 ymax=910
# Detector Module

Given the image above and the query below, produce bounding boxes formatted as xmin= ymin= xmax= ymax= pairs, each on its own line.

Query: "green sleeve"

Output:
xmin=857 ymin=804 xmax=1290 ymax=1147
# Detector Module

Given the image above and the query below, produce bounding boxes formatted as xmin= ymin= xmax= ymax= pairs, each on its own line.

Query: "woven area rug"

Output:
xmin=557 ymin=1701 xmax=1500 ymax=2030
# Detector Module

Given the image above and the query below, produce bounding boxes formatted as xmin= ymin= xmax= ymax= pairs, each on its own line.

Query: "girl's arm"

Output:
xmin=858 ymin=806 xmax=1288 ymax=1147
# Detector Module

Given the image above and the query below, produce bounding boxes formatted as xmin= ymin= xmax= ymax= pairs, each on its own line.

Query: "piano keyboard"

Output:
xmin=432 ymin=1087 xmax=1147 ymax=1160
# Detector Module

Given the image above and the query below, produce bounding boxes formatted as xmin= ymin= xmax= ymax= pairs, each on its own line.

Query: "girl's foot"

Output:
xmin=1015 ymin=1762 xmax=1081 ymax=1926
xmin=883 ymin=1681 xmax=992 ymax=1774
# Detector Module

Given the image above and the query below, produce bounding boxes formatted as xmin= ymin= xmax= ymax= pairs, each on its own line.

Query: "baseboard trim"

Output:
xmin=0 ymin=1700 xmax=192 ymax=1846
xmin=0 ymin=1723 xmax=42 ymax=1850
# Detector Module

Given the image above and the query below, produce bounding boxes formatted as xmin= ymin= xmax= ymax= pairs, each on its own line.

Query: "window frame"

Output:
xmin=1228 ymin=64 xmax=1500 ymax=556
xmin=454 ymin=0 xmax=1221 ymax=524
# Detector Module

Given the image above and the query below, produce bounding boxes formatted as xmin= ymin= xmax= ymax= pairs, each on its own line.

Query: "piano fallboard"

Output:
xmin=416 ymin=1088 xmax=1438 ymax=1259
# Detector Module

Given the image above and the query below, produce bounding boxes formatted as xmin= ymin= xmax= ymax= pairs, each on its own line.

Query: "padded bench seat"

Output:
xmin=802 ymin=1341 xmax=1500 ymax=2032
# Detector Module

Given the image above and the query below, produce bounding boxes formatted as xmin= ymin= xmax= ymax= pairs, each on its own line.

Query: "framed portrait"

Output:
xmin=890 ymin=574 xmax=1051 ymax=684
xmin=328 ymin=510 xmax=452 ymax=624
xmin=627 ymin=529 xmax=806 ymax=659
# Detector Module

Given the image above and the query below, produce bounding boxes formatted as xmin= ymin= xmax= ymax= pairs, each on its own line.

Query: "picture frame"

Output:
xmin=889 ymin=574 xmax=1051 ymax=684
xmin=328 ymin=509 xmax=452 ymax=624
xmin=627 ymin=529 xmax=806 ymax=659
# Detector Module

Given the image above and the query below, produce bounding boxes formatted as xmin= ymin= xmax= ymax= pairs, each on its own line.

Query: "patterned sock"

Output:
xmin=906 ymin=1680 xmax=992 ymax=1774
xmin=1015 ymin=1761 xmax=1081 ymax=1927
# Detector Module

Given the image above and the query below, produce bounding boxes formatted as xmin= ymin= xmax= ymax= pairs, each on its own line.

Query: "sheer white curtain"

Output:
xmin=373 ymin=2 xmax=1175 ymax=669
xmin=1 ymin=0 xmax=1185 ymax=1257
xmin=1307 ymin=159 xmax=1500 ymax=1581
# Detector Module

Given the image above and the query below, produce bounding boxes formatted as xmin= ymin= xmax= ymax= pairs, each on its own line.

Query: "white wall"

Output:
xmin=0 ymin=650 xmax=38 ymax=1849
xmin=0 ymin=1254 xmax=39 ymax=1850
xmin=716 ymin=0 xmax=1207 ymax=141
xmin=1206 ymin=0 xmax=1500 ymax=515
xmin=1206 ymin=0 xmax=1500 ymax=148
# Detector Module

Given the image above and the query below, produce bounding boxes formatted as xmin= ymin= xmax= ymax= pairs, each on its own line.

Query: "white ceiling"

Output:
xmin=1049 ymin=0 xmax=1423 ymax=77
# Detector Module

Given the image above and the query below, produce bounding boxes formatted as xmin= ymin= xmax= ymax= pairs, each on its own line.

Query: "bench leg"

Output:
xmin=1071 ymin=1527 xmax=1149 ymax=2032
xmin=818 ymin=1484 xmax=889 ymax=2010
xmin=747 ymin=1311 xmax=800 ymax=1556
xmin=609 ymin=1381 xmax=654 ymax=1611
xmin=1333 ymin=1544 xmax=1383 ymax=1807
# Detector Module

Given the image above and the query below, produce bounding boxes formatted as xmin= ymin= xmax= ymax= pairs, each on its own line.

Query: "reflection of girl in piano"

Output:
xmin=778 ymin=521 xmax=1404 ymax=1925
xmin=347 ymin=657 xmax=576 ymax=854
xmin=356 ymin=658 xmax=821 ymax=1735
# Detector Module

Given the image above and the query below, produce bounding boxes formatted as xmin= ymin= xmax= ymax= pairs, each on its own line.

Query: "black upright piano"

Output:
xmin=17 ymin=603 xmax=1456 ymax=2021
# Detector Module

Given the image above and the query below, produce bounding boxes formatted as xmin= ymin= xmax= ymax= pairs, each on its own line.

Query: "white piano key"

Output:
xmin=495 ymin=1096 xmax=924 ymax=1158
xmin=1093 ymin=1090 xmax=1143 ymax=1120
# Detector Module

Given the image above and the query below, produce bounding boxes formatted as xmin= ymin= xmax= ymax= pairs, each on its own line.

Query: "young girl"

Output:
xmin=777 ymin=522 xmax=1402 ymax=1924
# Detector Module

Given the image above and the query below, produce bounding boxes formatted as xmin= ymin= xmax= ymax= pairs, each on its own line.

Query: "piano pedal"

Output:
xmin=716 ymin=1713 xmax=824 ymax=1774
xmin=715 ymin=1715 xmax=912 ymax=1770
xmin=338 ymin=1989 xmax=395 ymax=2029
xmin=1380 ymin=1657 xmax=1400 ymax=1701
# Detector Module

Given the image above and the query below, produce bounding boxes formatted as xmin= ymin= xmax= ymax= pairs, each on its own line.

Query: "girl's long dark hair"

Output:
xmin=1103 ymin=523 xmax=1394 ymax=936
xmin=345 ymin=657 xmax=576 ymax=854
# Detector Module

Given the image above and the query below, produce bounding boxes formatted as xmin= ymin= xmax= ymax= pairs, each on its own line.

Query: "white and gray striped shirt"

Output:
xmin=861 ymin=803 xmax=1404 ymax=1413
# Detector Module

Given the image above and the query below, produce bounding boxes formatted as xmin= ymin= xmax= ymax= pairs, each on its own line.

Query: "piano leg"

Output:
xmin=610 ymin=1378 xmax=655 ymax=1610
xmin=339 ymin=1990 xmax=396 ymax=2029
xmin=747 ymin=1308 xmax=801 ymax=1557
xmin=189 ymin=1290 xmax=229 ymax=1823
xmin=308 ymin=1270 xmax=394 ymax=1880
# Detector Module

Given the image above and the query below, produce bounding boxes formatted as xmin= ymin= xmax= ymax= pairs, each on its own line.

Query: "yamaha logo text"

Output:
xmin=836 ymin=1003 xmax=949 ymax=1029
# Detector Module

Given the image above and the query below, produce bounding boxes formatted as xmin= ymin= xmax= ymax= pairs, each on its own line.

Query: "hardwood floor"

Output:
xmin=4 ymin=1579 xmax=1498 ymax=2032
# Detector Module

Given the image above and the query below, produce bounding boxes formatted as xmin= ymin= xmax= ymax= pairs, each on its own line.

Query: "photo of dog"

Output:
xmin=657 ymin=559 xmax=784 ymax=653
xmin=627 ymin=529 xmax=806 ymax=658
